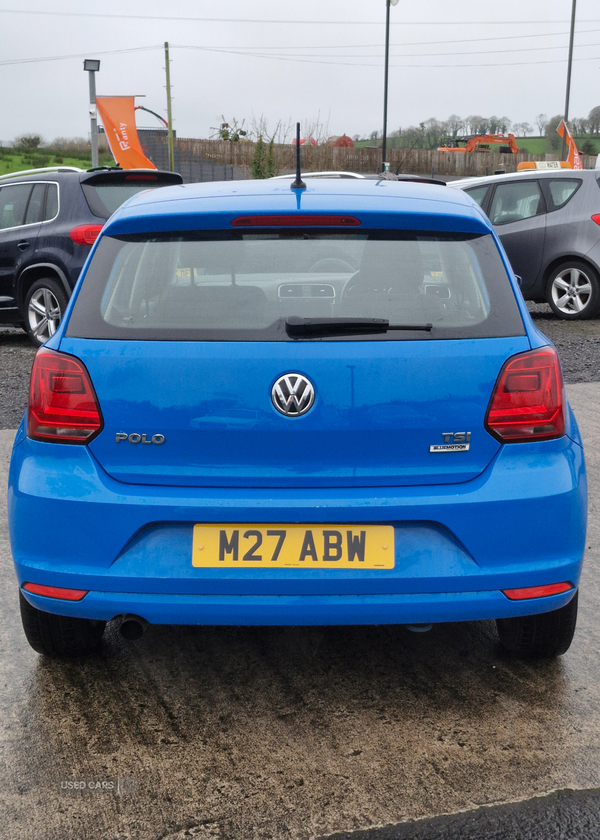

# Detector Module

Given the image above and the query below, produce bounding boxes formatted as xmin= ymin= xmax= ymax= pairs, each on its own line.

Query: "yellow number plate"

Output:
xmin=192 ymin=524 xmax=395 ymax=569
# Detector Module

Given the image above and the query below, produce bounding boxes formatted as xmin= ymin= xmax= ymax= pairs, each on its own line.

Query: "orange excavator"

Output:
xmin=438 ymin=134 xmax=519 ymax=154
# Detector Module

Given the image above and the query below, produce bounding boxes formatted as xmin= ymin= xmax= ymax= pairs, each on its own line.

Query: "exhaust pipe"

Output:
xmin=404 ymin=623 xmax=432 ymax=633
xmin=119 ymin=615 xmax=148 ymax=640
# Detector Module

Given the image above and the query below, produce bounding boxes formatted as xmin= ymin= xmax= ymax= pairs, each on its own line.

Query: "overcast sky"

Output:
xmin=0 ymin=0 xmax=598 ymax=145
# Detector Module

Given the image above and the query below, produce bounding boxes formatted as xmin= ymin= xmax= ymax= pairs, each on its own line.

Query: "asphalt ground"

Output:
xmin=0 ymin=317 xmax=599 ymax=839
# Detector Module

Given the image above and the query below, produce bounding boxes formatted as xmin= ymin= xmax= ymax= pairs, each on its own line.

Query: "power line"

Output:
xmin=227 ymin=28 xmax=600 ymax=51
xmin=0 ymin=44 xmax=162 ymax=66
xmin=2 ymin=40 xmax=599 ymax=70
xmin=0 ymin=8 xmax=599 ymax=25
xmin=175 ymin=43 xmax=600 ymax=69
xmin=225 ymin=41 xmax=600 ymax=60
xmin=4 ymin=29 xmax=599 ymax=67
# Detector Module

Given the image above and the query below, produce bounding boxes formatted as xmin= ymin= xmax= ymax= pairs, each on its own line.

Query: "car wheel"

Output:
xmin=496 ymin=591 xmax=578 ymax=658
xmin=19 ymin=591 xmax=106 ymax=657
xmin=546 ymin=261 xmax=600 ymax=320
xmin=24 ymin=277 xmax=69 ymax=346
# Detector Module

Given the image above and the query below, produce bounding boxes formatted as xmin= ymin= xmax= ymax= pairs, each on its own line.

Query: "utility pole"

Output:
xmin=381 ymin=0 xmax=399 ymax=173
xmin=164 ymin=42 xmax=175 ymax=171
xmin=562 ymin=0 xmax=577 ymax=161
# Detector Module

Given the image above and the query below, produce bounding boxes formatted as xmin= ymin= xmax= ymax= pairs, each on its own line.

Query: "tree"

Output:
xmin=487 ymin=115 xmax=503 ymax=134
xmin=571 ymin=117 xmax=589 ymax=135
xmin=211 ymin=117 xmax=247 ymax=141
xmin=422 ymin=118 xmax=444 ymax=149
xmin=545 ymin=115 xmax=564 ymax=151
xmin=401 ymin=126 xmax=426 ymax=149
xmin=444 ymin=114 xmax=463 ymax=138
xmin=14 ymin=133 xmax=42 ymax=149
xmin=513 ymin=122 xmax=533 ymax=136
xmin=248 ymin=115 xmax=292 ymax=145
xmin=579 ymin=138 xmax=597 ymax=156
xmin=266 ymin=137 xmax=276 ymax=178
xmin=535 ymin=113 xmax=548 ymax=136
xmin=302 ymin=113 xmax=329 ymax=145
xmin=251 ymin=135 xmax=267 ymax=178
xmin=465 ymin=115 xmax=489 ymax=136
xmin=387 ymin=128 xmax=402 ymax=149
xmin=588 ymin=106 xmax=600 ymax=134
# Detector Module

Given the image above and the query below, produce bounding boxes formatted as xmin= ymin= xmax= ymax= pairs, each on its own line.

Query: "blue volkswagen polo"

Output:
xmin=8 ymin=177 xmax=587 ymax=658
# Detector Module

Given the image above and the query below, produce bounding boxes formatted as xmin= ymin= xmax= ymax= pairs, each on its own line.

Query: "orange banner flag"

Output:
xmin=557 ymin=120 xmax=583 ymax=170
xmin=96 ymin=97 xmax=157 ymax=170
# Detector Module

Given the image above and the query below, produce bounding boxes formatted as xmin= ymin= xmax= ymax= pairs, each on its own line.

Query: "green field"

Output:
xmin=0 ymin=149 xmax=113 ymax=176
xmin=516 ymin=136 xmax=600 ymax=154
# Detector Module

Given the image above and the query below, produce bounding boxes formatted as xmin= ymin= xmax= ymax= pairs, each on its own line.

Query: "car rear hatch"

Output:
xmin=61 ymin=335 xmax=529 ymax=488
xmin=62 ymin=202 xmax=528 ymax=489
xmin=79 ymin=169 xmax=183 ymax=219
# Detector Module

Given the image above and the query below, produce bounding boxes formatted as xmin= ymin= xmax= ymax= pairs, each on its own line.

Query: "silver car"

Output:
xmin=449 ymin=169 xmax=600 ymax=320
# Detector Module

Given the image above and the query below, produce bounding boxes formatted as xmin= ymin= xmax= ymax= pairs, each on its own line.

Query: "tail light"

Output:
xmin=28 ymin=349 xmax=103 ymax=444
xmin=485 ymin=347 xmax=565 ymax=442
xmin=502 ymin=582 xmax=573 ymax=600
xmin=23 ymin=582 xmax=88 ymax=601
xmin=592 ymin=215 xmax=600 ymax=226
xmin=70 ymin=224 xmax=103 ymax=245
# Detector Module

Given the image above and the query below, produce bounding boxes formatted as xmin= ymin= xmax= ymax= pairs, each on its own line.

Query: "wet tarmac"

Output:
xmin=0 ymin=383 xmax=599 ymax=840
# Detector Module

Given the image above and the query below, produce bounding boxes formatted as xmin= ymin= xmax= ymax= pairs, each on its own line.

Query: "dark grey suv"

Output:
xmin=0 ymin=166 xmax=182 ymax=344
xmin=450 ymin=169 xmax=600 ymax=319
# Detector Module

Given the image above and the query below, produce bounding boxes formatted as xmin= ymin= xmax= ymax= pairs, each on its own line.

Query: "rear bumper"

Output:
xmin=9 ymin=430 xmax=587 ymax=625
xmin=19 ymin=588 xmax=578 ymax=626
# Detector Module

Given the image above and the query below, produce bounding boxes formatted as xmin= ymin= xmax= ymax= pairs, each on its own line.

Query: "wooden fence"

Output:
xmin=175 ymin=138 xmax=597 ymax=177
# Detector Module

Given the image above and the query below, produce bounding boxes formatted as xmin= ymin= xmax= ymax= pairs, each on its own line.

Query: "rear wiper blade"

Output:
xmin=285 ymin=316 xmax=433 ymax=336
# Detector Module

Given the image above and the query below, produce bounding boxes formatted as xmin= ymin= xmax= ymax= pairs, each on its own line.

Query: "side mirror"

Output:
xmin=514 ymin=274 xmax=523 ymax=287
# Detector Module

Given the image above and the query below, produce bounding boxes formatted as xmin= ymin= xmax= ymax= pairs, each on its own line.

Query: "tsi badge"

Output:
xmin=430 ymin=432 xmax=471 ymax=453
xmin=116 ymin=432 xmax=165 ymax=445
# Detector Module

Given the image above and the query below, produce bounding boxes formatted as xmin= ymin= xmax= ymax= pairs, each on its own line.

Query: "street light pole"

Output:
xmin=562 ymin=0 xmax=577 ymax=161
xmin=381 ymin=0 xmax=399 ymax=173
xmin=83 ymin=59 xmax=101 ymax=168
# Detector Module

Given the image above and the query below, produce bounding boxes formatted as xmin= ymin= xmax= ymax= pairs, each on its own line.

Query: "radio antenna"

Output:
xmin=290 ymin=122 xmax=306 ymax=190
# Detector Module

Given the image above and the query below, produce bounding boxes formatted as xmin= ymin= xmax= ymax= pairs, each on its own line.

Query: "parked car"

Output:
xmin=9 ymin=178 xmax=586 ymax=659
xmin=272 ymin=171 xmax=446 ymax=185
xmin=449 ymin=169 xmax=600 ymax=319
xmin=0 ymin=166 xmax=183 ymax=344
xmin=271 ymin=171 xmax=367 ymax=179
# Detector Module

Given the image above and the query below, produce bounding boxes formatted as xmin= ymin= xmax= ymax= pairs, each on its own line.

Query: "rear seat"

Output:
xmin=160 ymin=284 xmax=269 ymax=327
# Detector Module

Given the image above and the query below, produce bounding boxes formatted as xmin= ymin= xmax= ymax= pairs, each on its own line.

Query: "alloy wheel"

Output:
xmin=27 ymin=287 xmax=62 ymax=343
xmin=550 ymin=267 xmax=593 ymax=316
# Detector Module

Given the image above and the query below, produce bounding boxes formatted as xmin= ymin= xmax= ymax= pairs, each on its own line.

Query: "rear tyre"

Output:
xmin=546 ymin=261 xmax=600 ymax=320
xmin=496 ymin=591 xmax=578 ymax=658
xmin=24 ymin=277 xmax=68 ymax=346
xmin=19 ymin=591 xmax=106 ymax=657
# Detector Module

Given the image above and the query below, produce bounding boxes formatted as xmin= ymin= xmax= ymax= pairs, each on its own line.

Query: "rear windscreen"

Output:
xmin=66 ymin=230 xmax=525 ymax=341
xmin=81 ymin=178 xmax=180 ymax=218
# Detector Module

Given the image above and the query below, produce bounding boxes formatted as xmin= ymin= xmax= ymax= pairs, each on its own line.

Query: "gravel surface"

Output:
xmin=0 ymin=310 xmax=599 ymax=430
xmin=0 ymin=328 xmax=36 ymax=430
xmin=527 ymin=303 xmax=600 ymax=383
